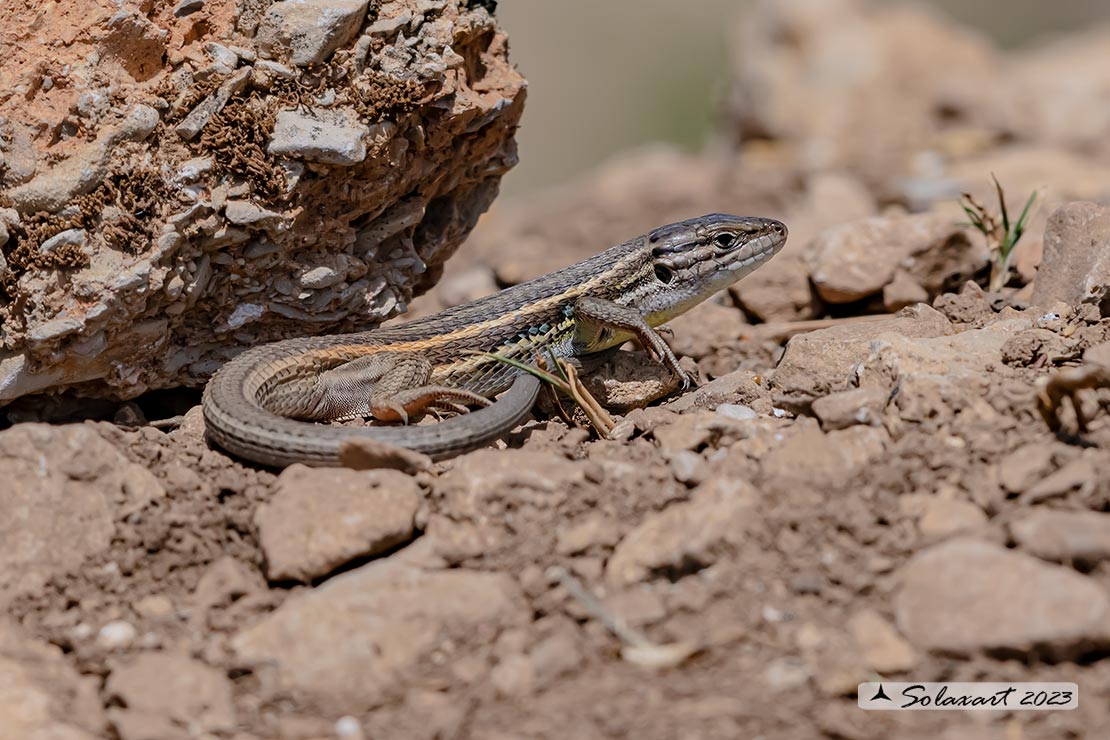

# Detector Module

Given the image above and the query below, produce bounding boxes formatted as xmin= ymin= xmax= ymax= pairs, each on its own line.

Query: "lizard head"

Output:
xmin=635 ymin=213 xmax=788 ymax=325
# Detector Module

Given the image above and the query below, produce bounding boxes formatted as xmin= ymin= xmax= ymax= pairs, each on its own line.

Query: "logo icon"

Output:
xmin=870 ymin=684 xmax=892 ymax=702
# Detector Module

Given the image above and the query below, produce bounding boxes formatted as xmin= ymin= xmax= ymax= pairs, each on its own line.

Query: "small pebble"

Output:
xmin=765 ymin=656 xmax=811 ymax=691
xmin=762 ymin=605 xmax=786 ymax=623
xmin=335 ymin=716 xmax=364 ymax=739
xmin=133 ymin=594 xmax=175 ymax=618
xmin=716 ymin=403 xmax=758 ymax=421
xmin=97 ymin=620 xmax=137 ymax=649
xmin=668 ymin=450 xmax=707 ymax=485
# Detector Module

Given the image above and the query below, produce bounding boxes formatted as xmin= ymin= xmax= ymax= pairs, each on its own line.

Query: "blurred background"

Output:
xmin=497 ymin=0 xmax=1110 ymax=196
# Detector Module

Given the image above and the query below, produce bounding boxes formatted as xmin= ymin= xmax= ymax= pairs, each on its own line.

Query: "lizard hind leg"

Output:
xmin=311 ymin=351 xmax=492 ymax=425
xmin=310 ymin=351 xmax=431 ymax=422
xmin=369 ymin=386 xmax=491 ymax=424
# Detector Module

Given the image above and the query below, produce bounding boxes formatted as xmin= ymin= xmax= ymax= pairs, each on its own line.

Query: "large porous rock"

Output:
xmin=0 ymin=424 xmax=164 ymax=607
xmin=0 ymin=0 xmax=524 ymax=403
xmin=1032 ymin=202 xmax=1110 ymax=315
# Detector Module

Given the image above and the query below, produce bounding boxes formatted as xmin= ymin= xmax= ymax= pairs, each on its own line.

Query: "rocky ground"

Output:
xmin=5 ymin=0 xmax=1110 ymax=739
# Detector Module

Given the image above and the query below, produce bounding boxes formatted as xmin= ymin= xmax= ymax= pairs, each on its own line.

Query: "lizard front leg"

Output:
xmin=573 ymin=296 xmax=695 ymax=389
xmin=310 ymin=352 xmax=491 ymax=424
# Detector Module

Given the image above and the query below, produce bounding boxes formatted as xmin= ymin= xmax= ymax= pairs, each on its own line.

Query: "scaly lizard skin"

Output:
xmin=202 ymin=214 xmax=787 ymax=467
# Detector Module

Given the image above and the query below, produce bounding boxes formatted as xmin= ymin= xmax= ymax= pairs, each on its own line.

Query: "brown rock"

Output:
xmin=811 ymin=387 xmax=888 ymax=430
xmin=860 ymin=319 xmax=1030 ymax=422
xmin=338 ymin=437 xmax=435 ymax=474
xmin=882 ymin=270 xmax=929 ymax=312
xmin=1010 ymin=510 xmax=1110 ymax=567
xmin=764 ymin=657 xmax=811 ymax=693
xmin=132 ymin=594 xmax=175 ymax=620
xmin=602 ymin=587 xmax=668 ymax=627
xmin=1023 ymin=456 xmax=1098 ymax=504
xmin=606 ymin=476 xmax=760 ymax=586
xmin=1086 ymin=341 xmax=1110 ymax=368
xmin=490 ymin=653 xmax=535 ymax=699
xmin=917 ymin=497 xmax=987 ymax=541
xmin=651 ymin=411 xmax=722 ymax=458
xmin=556 ymin=515 xmax=620 ymax=556
xmin=193 ymin=556 xmax=264 ymax=615
xmin=420 ymin=517 xmax=505 ymax=567
xmin=105 ymin=653 xmax=235 ymax=740
xmin=998 ymin=442 xmax=1055 ymax=494
xmin=668 ymin=450 xmax=709 ymax=486
xmin=437 ymin=449 xmax=587 ymax=516
xmin=807 ymin=214 xmax=988 ymax=304
xmin=231 ymin=561 xmax=527 ymax=710
xmin=0 ymin=620 xmax=106 ymax=739
xmin=0 ymin=424 xmax=162 ymax=606
xmin=796 ymin=624 xmax=869 ymax=698
xmin=895 ymin=540 xmax=1110 ymax=658
xmin=736 ymin=169 xmax=873 ymax=324
xmin=1000 ymin=327 xmax=1079 ymax=367
xmin=398 ymin=689 xmax=468 ymax=740
xmin=256 ymin=465 xmax=422 ymax=582
xmin=770 ymin=304 xmax=951 ymax=413
xmin=0 ymin=0 xmax=524 ymax=402
xmin=847 ymin=609 xmax=918 ymax=674
xmin=1033 ymin=202 xmax=1110 ymax=314
xmin=933 ymin=281 xmax=995 ymax=325
xmin=761 ymin=421 xmax=887 ymax=487
xmin=666 ymin=369 xmax=768 ymax=413
xmin=526 ymin=623 xmax=584 ymax=690
xmin=580 ymin=349 xmax=680 ymax=412
xmin=731 ymin=253 xmax=818 ymax=323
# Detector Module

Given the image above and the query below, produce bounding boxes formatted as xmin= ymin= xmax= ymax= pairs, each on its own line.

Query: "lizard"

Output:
xmin=202 ymin=213 xmax=787 ymax=467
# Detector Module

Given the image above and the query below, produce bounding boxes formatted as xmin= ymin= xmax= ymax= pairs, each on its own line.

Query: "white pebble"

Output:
xmin=761 ymin=605 xmax=785 ymax=623
xmin=716 ymin=403 xmax=758 ymax=421
xmin=96 ymin=620 xmax=137 ymax=649
xmin=335 ymin=716 xmax=364 ymax=739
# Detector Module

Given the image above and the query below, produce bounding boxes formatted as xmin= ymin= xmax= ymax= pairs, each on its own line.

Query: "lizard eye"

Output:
xmin=654 ymin=264 xmax=673 ymax=284
xmin=714 ymin=233 xmax=736 ymax=249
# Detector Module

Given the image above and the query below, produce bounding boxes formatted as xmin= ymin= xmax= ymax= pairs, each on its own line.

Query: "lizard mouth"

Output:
xmin=725 ymin=225 xmax=788 ymax=272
